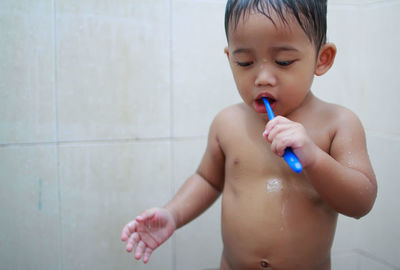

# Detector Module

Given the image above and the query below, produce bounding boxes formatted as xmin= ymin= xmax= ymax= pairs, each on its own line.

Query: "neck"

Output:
xmin=287 ymin=90 xmax=315 ymax=119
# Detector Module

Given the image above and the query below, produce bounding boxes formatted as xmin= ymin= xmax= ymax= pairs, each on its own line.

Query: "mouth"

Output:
xmin=256 ymin=94 xmax=276 ymax=106
xmin=256 ymin=97 xmax=275 ymax=106
xmin=254 ymin=94 xmax=276 ymax=113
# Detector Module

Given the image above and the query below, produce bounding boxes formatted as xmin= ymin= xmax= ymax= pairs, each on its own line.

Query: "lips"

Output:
xmin=254 ymin=93 xmax=276 ymax=113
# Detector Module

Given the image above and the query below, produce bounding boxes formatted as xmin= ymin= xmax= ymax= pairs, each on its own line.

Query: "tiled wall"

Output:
xmin=0 ymin=0 xmax=399 ymax=269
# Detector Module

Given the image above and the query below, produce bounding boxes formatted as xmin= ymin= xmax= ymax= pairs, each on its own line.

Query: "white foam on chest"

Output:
xmin=266 ymin=178 xmax=283 ymax=192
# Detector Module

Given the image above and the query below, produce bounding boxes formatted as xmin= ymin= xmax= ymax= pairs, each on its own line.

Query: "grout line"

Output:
xmin=168 ymin=0 xmax=177 ymax=269
xmin=0 ymin=136 xmax=207 ymax=148
xmin=52 ymin=0 xmax=64 ymax=269
xmin=354 ymin=249 xmax=400 ymax=270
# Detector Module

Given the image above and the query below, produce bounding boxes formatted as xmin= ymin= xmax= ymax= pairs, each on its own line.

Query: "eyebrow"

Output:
xmin=232 ymin=48 xmax=253 ymax=55
xmin=270 ymin=45 xmax=300 ymax=52
xmin=233 ymin=45 xmax=300 ymax=55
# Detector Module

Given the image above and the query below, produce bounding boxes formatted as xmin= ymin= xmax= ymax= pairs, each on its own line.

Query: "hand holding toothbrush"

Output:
xmin=262 ymin=97 xmax=305 ymax=173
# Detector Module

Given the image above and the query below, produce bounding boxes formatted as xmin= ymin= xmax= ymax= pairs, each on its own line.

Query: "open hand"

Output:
xmin=121 ymin=207 xmax=176 ymax=263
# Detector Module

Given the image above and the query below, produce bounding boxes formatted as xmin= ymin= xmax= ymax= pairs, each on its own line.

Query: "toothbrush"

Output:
xmin=262 ymin=97 xmax=303 ymax=173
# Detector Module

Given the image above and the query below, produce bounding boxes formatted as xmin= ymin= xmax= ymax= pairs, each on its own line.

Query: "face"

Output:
xmin=225 ymin=11 xmax=318 ymax=120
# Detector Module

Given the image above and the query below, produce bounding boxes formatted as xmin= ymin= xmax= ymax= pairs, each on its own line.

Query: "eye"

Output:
xmin=275 ymin=60 xmax=295 ymax=66
xmin=236 ymin=61 xmax=253 ymax=67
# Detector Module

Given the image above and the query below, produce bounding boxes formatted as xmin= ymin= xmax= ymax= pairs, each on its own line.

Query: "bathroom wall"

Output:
xmin=0 ymin=0 xmax=399 ymax=269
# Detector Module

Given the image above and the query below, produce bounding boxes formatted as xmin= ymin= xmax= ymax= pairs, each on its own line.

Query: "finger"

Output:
xmin=264 ymin=119 xmax=276 ymax=135
xmin=143 ymin=247 xmax=153 ymax=264
xmin=126 ymin=232 xmax=139 ymax=252
xmin=268 ymin=122 xmax=293 ymax=143
xmin=266 ymin=115 xmax=288 ymax=128
xmin=271 ymin=129 xmax=299 ymax=156
xmin=271 ymin=140 xmax=284 ymax=157
xmin=121 ymin=227 xmax=129 ymax=241
xmin=265 ymin=117 xmax=288 ymax=140
xmin=137 ymin=209 xmax=156 ymax=222
xmin=121 ymin=221 xmax=137 ymax=241
xmin=135 ymin=241 xmax=146 ymax=260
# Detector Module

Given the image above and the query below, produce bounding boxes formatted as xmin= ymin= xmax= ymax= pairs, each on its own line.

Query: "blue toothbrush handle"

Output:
xmin=283 ymin=148 xmax=303 ymax=173
xmin=262 ymin=97 xmax=302 ymax=173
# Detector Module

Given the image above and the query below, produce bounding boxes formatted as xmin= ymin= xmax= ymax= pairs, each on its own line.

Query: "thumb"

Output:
xmin=136 ymin=208 xmax=157 ymax=222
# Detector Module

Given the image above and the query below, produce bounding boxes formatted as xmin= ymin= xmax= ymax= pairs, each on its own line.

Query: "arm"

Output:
xmin=166 ymin=115 xmax=225 ymax=228
xmin=165 ymin=172 xmax=221 ymax=229
xmin=304 ymin=110 xmax=377 ymax=218
xmin=121 ymin=115 xmax=225 ymax=262
xmin=264 ymin=109 xmax=377 ymax=219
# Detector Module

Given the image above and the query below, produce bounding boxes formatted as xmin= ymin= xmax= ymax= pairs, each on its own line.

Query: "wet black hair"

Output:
xmin=224 ymin=0 xmax=327 ymax=51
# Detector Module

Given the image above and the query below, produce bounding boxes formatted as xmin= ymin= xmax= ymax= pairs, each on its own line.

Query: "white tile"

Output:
xmin=332 ymin=215 xmax=360 ymax=252
xmin=173 ymin=138 xmax=222 ymax=270
xmin=0 ymin=0 xmax=52 ymax=13
xmin=59 ymin=141 xmax=173 ymax=269
xmin=172 ymin=0 xmax=241 ymax=137
xmin=317 ymin=2 xmax=400 ymax=134
xmin=0 ymin=7 xmax=56 ymax=144
xmin=0 ymin=145 xmax=60 ymax=269
xmin=56 ymin=1 xmax=170 ymax=141
xmin=175 ymin=199 xmax=223 ymax=270
xmin=329 ymin=0 xmax=396 ymax=6
xmin=361 ymin=3 xmax=400 ymax=134
xmin=313 ymin=6 xmax=365 ymax=117
xmin=57 ymin=0 xmax=166 ymax=16
xmin=332 ymin=249 xmax=400 ymax=270
xmin=332 ymin=252 xmax=359 ymax=270
xmin=173 ymin=138 xmax=207 ymax=189
xmin=357 ymin=250 xmax=398 ymax=270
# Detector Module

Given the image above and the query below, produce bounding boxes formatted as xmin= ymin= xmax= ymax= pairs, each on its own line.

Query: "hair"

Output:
xmin=224 ymin=0 xmax=327 ymax=52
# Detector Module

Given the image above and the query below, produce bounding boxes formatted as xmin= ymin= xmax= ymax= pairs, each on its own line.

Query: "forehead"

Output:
xmin=227 ymin=11 xmax=310 ymax=48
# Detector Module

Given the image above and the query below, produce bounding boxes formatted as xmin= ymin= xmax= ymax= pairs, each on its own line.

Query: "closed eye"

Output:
xmin=275 ymin=60 xmax=295 ymax=66
xmin=236 ymin=61 xmax=253 ymax=67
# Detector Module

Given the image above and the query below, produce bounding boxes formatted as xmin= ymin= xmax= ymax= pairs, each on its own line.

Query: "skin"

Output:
xmin=121 ymin=10 xmax=377 ymax=270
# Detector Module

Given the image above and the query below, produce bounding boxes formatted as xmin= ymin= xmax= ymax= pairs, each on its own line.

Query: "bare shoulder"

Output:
xmin=214 ymin=103 xmax=248 ymax=120
xmin=310 ymin=98 xmax=364 ymax=134
xmin=210 ymin=103 xmax=249 ymax=131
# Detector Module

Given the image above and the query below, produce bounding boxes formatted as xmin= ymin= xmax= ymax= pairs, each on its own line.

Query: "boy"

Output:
xmin=121 ymin=0 xmax=377 ymax=269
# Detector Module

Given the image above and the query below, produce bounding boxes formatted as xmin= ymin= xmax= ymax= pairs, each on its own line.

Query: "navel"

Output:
xmin=260 ymin=260 xmax=271 ymax=269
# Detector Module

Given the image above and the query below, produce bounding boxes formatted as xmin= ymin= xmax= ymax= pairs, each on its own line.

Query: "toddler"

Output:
xmin=121 ymin=1 xmax=377 ymax=269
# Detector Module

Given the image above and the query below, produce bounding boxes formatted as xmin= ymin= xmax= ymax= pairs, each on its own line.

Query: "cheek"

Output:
xmin=281 ymin=68 xmax=314 ymax=106
xmin=286 ymin=64 xmax=315 ymax=89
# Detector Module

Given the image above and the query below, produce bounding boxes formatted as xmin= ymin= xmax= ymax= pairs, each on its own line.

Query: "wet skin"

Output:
xmin=217 ymin=100 xmax=337 ymax=270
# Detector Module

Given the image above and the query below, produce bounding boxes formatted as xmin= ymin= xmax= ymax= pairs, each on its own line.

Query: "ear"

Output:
xmin=315 ymin=43 xmax=337 ymax=76
xmin=224 ymin=46 xmax=230 ymax=59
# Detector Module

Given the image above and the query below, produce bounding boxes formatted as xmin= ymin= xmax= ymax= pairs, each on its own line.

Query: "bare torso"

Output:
xmin=217 ymin=98 xmax=339 ymax=270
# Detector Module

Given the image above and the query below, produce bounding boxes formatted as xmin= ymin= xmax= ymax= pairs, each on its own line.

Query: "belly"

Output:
xmin=220 ymin=176 xmax=338 ymax=270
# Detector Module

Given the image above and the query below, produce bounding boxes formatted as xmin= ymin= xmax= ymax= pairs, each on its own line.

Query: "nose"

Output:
xmin=255 ymin=64 xmax=277 ymax=88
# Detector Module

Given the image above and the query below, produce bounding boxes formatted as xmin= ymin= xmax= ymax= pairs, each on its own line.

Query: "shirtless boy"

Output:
xmin=121 ymin=0 xmax=377 ymax=269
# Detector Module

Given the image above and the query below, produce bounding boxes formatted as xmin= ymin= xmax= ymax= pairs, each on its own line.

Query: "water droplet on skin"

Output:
xmin=266 ymin=178 xmax=282 ymax=192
